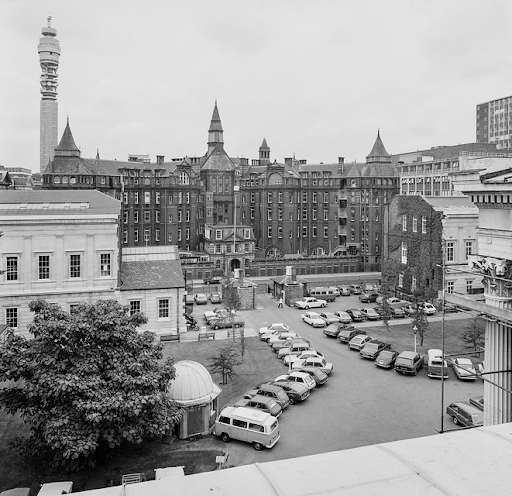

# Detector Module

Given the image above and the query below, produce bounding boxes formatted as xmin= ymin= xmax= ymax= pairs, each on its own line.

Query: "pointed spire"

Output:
xmin=208 ymin=101 xmax=224 ymax=154
xmin=259 ymin=138 xmax=270 ymax=165
xmin=96 ymin=149 xmax=100 ymax=159
xmin=366 ymin=129 xmax=391 ymax=164
xmin=54 ymin=118 xmax=80 ymax=157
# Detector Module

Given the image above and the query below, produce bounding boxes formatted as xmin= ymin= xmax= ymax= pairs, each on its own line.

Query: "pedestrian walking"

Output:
xmin=278 ymin=297 xmax=283 ymax=308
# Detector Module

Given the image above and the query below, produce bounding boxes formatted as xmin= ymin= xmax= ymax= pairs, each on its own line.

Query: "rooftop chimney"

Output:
xmin=156 ymin=155 xmax=165 ymax=165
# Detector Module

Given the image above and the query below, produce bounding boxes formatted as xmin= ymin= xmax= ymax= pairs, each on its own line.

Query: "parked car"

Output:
xmin=348 ymin=334 xmax=372 ymax=351
xmin=277 ymin=343 xmax=313 ymax=361
xmin=209 ymin=293 xmax=222 ymax=304
xmin=333 ymin=311 xmax=353 ymax=324
xmin=194 ymin=293 xmax=209 ymax=305
xmin=338 ymin=329 xmax=366 ymax=344
xmin=323 ymin=323 xmax=355 ymax=338
xmin=359 ymin=307 xmax=380 ymax=320
xmin=453 ymin=357 xmax=477 ymax=381
xmin=375 ymin=306 xmax=405 ymax=318
xmin=469 ymin=395 xmax=484 ymax=411
xmin=295 ymin=297 xmax=327 ymax=309
xmin=338 ymin=285 xmax=351 ymax=296
xmin=37 ymin=482 xmax=73 ymax=496
xmin=204 ymin=310 xmax=217 ymax=322
xmin=359 ymin=340 xmax=391 ymax=360
xmin=349 ymin=284 xmax=362 ymax=295
xmin=271 ymin=338 xmax=309 ymax=353
xmin=301 ymin=312 xmax=326 ymax=327
xmin=258 ymin=323 xmax=290 ymax=337
xmin=235 ymin=394 xmax=282 ymax=418
xmin=282 ymin=349 xmax=324 ymax=366
xmin=422 ymin=303 xmax=437 ymax=315
xmin=207 ymin=308 xmax=233 ymax=325
xmin=404 ymin=303 xmax=437 ymax=316
xmin=346 ymin=309 xmax=365 ymax=322
xmin=301 ymin=368 xmax=329 ymax=386
xmin=375 ymin=349 xmax=399 ymax=369
xmin=243 ymin=383 xmax=290 ymax=409
xmin=446 ymin=402 xmax=483 ymax=428
xmin=328 ymin=286 xmax=341 ymax=297
xmin=210 ymin=317 xmax=245 ymax=330
xmin=319 ymin=312 xmax=341 ymax=325
xmin=434 ymin=300 xmax=459 ymax=313
xmin=403 ymin=304 xmax=418 ymax=316
xmin=359 ymin=292 xmax=379 ymax=303
xmin=275 ymin=371 xmax=316 ymax=391
xmin=266 ymin=331 xmax=299 ymax=344
xmin=394 ymin=351 xmax=424 ymax=376
xmin=185 ymin=294 xmax=195 ymax=305
xmin=292 ymin=356 xmax=333 ymax=374
xmin=267 ymin=381 xmax=310 ymax=404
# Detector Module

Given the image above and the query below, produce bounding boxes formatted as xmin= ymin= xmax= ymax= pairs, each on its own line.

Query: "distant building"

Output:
xmin=476 ymin=95 xmax=512 ymax=150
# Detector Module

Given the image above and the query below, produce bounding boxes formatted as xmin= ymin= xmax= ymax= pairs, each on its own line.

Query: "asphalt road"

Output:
xmin=220 ymin=294 xmax=483 ymax=467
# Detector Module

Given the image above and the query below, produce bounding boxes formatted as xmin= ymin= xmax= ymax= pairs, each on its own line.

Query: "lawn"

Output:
xmin=0 ymin=315 xmax=481 ymax=493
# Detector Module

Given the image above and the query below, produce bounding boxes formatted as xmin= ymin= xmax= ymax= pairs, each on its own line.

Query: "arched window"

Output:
xmin=179 ymin=171 xmax=189 ymax=185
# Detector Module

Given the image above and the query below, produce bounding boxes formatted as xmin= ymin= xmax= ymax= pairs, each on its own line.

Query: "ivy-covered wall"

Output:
xmin=382 ymin=195 xmax=443 ymax=300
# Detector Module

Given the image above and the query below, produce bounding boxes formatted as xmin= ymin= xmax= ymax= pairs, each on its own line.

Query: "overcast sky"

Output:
xmin=2 ymin=0 xmax=512 ymax=172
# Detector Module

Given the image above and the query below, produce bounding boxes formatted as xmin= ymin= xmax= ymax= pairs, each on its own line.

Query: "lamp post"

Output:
xmin=233 ymin=185 xmax=239 ymax=272
xmin=413 ymin=324 xmax=418 ymax=353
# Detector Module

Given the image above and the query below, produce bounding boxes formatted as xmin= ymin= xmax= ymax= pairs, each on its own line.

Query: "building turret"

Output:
xmin=366 ymin=130 xmax=391 ymax=165
xmin=259 ymin=138 xmax=270 ymax=166
xmin=38 ymin=16 xmax=61 ymax=172
xmin=207 ymin=101 xmax=224 ymax=154
xmin=54 ymin=118 xmax=80 ymax=158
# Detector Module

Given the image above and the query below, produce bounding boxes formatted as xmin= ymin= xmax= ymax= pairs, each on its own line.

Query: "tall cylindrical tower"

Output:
xmin=38 ymin=17 xmax=61 ymax=172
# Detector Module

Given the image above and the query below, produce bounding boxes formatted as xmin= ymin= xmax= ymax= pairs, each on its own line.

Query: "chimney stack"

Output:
xmin=156 ymin=155 xmax=165 ymax=165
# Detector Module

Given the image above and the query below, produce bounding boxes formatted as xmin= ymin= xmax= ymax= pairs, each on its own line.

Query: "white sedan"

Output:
xmin=301 ymin=312 xmax=326 ymax=328
xmin=295 ymin=297 xmax=327 ymax=309
xmin=283 ymin=350 xmax=324 ymax=366
xmin=453 ymin=357 xmax=477 ymax=380
xmin=258 ymin=323 xmax=290 ymax=337
xmin=292 ymin=356 xmax=334 ymax=375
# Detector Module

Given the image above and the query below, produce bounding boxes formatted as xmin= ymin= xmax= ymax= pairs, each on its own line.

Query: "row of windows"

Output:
xmin=4 ymin=253 xmax=112 ymax=281
xmin=122 ymin=191 xmax=195 ymax=205
xmin=267 ymin=226 xmax=337 ymax=239
xmin=123 ymin=228 xmax=192 ymax=244
xmin=400 ymin=240 xmax=473 ymax=265
xmin=397 ymin=277 xmax=476 ymax=296
xmin=402 ymin=214 xmax=428 ymax=234
xmin=123 ymin=210 xmax=199 ymax=224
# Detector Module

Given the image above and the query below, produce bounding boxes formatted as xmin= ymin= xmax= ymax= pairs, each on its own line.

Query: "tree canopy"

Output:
xmin=0 ymin=299 xmax=183 ymax=470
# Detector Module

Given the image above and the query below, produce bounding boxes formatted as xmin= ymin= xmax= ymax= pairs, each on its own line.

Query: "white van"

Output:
xmin=215 ymin=405 xmax=280 ymax=451
xmin=427 ymin=349 xmax=449 ymax=379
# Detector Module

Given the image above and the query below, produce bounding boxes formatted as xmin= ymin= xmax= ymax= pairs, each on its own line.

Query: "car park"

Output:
xmin=282 ymin=349 xmax=324 ymax=366
xmin=209 ymin=293 xmax=222 ymax=304
xmin=319 ymin=312 xmax=341 ymax=325
xmin=323 ymin=323 xmax=355 ymax=338
xmin=194 ymin=293 xmax=209 ymax=305
xmin=469 ymin=396 xmax=484 ymax=411
xmin=277 ymin=343 xmax=313 ymax=360
xmin=375 ymin=349 xmax=399 ymax=369
xmin=235 ymin=394 xmax=283 ymax=418
xmin=394 ymin=351 xmax=424 ymax=376
xmin=258 ymin=323 xmax=290 ymax=337
xmin=346 ymin=309 xmax=365 ymax=322
xmin=295 ymin=297 xmax=327 ymax=309
xmin=337 ymin=328 xmax=366 ymax=344
xmin=267 ymin=381 xmax=310 ymax=404
xmin=275 ymin=371 xmax=316 ymax=391
xmin=359 ymin=292 xmax=379 ymax=303
xmin=243 ymin=383 xmax=290 ymax=409
xmin=359 ymin=307 xmax=380 ymax=320
xmin=446 ymin=402 xmax=483 ymax=428
xmin=333 ymin=311 xmax=353 ymax=324
xmin=301 ymin=311 xmax=326 ymax=327
xmin=349 ymin=284 xmax=362 ymax=295
xmin=338 ymin=285 xmax=351 ymax=296
xmin=210 ymin=317 xmax=245 ymax=330
xmin=301 ymin=368 xmax=329 ymax=386
xmin=359 ymin=340 xmax=390 ymax=360
xmin=453 ymin=357 xmax=477 ymax=381
xmin=348 ymin=334 xmax=372 ymax=351
xmin=292 ymin=356 xmax=333 ymax=374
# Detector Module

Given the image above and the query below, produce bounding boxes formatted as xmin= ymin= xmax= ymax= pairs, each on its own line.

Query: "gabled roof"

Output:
xmin=120 ymin=259 xmax=184 ymax=291
xmin=201 ymin=143 xmax=235 ymax=171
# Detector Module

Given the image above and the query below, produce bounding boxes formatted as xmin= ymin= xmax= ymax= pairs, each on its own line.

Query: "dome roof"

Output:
xmin=168 ymin=360 xmax=221 ymax=406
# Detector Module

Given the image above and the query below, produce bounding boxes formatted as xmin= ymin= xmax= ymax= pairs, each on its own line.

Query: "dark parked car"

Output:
xmin=337 ymin=329 xmax=366 ymax=344
xmin=359 ymin=307 xmax=381 ymax=320
xmin=301 ymin=368 xmax=329 ymax=386
xmin=346 ymin=309 xmax=365 ymax=322
xmin=446 ymin=402 xmax=483 ymax=427
xmin=375 ymin=306 xmax=406 ymax=318
xmin=359 ymin=340 xmax=391 ymax=360
xmin=359 ymin=292 xmax=379 ymax=303
xmin=375 ymin=349 xmax=399 ymax=369
xmin=210 ymin=317 xmax=245 ymax=330
xmin=394 ymin=351 xmax=424 ymax=376
xmin=323 ymin=323 xmax=355 ymax=338
xmin=267 ymin=381 xmax=311 ymax=404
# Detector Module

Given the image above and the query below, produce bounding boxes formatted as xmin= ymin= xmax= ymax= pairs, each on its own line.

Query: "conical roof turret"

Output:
xmin=366 ymin=130 xmax=391 ymax=164
xmin=207 ymin=101 xmax=224 ymax=154
xmin=54 ymin=118 xmax=80 ymax=157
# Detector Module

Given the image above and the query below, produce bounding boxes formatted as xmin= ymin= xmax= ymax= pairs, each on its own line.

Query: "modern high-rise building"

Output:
xmin=38 ymin=17 xmax=61 ymax=172
xmin=476 ymin=95 xmax=512 ymax=150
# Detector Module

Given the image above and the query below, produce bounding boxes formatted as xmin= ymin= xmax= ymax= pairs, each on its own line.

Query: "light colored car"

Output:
xmin=295 ymin=297 xmax=327 ymax=309
xmin=194 ymin=293 xmax=208 ymax=305
xmin=209 ymin=293 xmax=222 ymax=304
xmin=360 ymin=307 xmax=380 ymax=320
xmin=302 ymin=311 xmax=326 ymax=327
xmin=422 ymin=303 xmax=437 ymax=315
xmin=327 ymin=286 xmax=341 ymax=297
xmin=338 ymin=285 xmax=351 ymax=296
xmin=277 ymin=343 xmax=312 ymax=361
xmin=348 ymin=334 xmax=372 ymax=351
xmin=37 ymin=482 xmax=73 ymax=496
xmin=258 ymin=323 xmax=290 ymax=337
xmin=453 ymin=357 xmax=477 ymax=380
xmin=271 ymin=338 xmax=310 ymax=353
xmin=319 ymin=312 xmax=340 ymax=325
xmin=333 ymin=311 xmax=353 ymax=324
xmin=275 ymin=371 xmax=316 ymax=391
xmin=283 ymin=349 xmax=324 ymax=365
xmin=292 ymin=356 xmax=333 ymax=374
xmin=266 ymin=331 xmax=299 ymax=344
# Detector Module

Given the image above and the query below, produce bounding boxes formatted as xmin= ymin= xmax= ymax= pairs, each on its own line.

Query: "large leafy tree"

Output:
xmin=0 ymin=299 xmax=183 ymax=470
